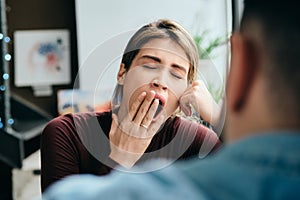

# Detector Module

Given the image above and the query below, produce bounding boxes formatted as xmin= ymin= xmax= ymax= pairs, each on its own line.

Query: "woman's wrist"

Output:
xmin=210 ymin=102 xmax=221 ymax=127
xmin=109 ymin=144 xmax=143 ymax=169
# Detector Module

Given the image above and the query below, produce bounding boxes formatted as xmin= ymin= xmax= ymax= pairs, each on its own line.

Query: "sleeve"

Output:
xmin=40 ymin=115 xmax=80 ymax=192
xmin=179 ymin=119 xmax=222 ymax=160
xmin=194 ymin=125 xmax=221 ymax=157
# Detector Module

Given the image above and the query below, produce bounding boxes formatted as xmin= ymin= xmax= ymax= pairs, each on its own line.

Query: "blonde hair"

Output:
xmin=121 ymin=19 xmax=199 ymax=84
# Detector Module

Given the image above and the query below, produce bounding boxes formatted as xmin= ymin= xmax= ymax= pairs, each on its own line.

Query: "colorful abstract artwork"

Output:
xmin=14 ymin=29 xmax=71 ymax=87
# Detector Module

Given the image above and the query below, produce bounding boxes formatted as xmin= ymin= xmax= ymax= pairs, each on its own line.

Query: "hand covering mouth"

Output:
xmin=152 ymin=93 xmax=165 ymax=120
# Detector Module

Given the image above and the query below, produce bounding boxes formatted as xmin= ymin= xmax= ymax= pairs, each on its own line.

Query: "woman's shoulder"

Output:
xmin=175 ymin=116 xmax=222 ymax=157
xmin=173 ymin=116 xmax=220 ymax=145
xmin=43 ymin=111 xmax=111 ymax=136
xmin=48 ymin=111 xmax=111 ymax=125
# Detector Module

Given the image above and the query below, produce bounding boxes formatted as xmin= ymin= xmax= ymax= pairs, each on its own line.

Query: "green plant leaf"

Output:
xmin=193 ymin=30 xmax=225 ymax=59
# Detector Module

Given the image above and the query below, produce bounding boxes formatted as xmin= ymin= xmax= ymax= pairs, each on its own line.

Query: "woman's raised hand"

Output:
xmin=179 ymin=80 xmax=221 ymax=127
xmin=109 ymin=91 xmax=165 ymax=168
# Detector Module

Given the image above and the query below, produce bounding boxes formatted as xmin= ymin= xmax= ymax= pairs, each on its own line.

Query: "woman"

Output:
xmin=41 ymin=19 xmax=221 ymax=192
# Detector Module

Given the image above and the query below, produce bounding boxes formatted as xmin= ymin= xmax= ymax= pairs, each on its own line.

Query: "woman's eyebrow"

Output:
xmin=140 ymin=55 xmax=161 ymax=63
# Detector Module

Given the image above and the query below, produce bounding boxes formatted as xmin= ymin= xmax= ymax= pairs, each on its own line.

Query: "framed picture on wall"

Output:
xmin=14 ymin=29 xmax=71 ymax=88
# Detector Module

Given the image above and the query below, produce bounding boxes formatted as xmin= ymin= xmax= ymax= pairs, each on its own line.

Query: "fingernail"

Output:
xmin=150 ymin=90 xmax=155 ymax=95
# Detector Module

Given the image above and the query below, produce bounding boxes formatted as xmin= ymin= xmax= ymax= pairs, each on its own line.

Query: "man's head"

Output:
xmin=225 ymin=0 xmax=300 ymax=142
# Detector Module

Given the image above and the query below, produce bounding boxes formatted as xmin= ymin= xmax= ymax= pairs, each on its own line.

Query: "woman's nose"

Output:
xmin=151 ymin=79 xmax=168 ymax=90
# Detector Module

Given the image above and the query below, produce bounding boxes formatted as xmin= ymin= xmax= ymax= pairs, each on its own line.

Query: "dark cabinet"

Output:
xmin=0 ymin=0 xmax=79 ymax=199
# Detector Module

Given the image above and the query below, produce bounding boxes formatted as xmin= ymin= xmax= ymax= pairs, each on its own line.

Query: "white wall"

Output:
xmin=75 ymin=0 xmax=232 ymax=99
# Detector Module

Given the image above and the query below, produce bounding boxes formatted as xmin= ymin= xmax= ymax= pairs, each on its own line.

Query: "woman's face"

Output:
xmin=118 ymin=38 xmax=190 ymax=120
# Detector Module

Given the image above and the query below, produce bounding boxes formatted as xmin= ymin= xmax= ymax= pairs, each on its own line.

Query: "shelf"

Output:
xmin=0 ymin=96 xmax=51 ymax=168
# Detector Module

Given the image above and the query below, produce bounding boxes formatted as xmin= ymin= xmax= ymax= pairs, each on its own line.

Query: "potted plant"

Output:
xmin=193 ymin=30 xmax=224 ymax=60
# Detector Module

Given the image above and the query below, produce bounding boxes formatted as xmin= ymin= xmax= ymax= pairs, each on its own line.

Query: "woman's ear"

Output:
xmin=117 ymin=63 xmax=126 ymax=85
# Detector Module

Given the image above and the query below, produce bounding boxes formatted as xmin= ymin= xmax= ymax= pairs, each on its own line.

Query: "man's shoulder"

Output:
xmin=43 ymin=163 xmax=209 ymax=200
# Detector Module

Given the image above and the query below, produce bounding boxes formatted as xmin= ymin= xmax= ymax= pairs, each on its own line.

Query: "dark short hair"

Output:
xmin=241 ymin=0 xmax=300 ymax=118
xmin=121 ymin=19 xmax=199 ymax=84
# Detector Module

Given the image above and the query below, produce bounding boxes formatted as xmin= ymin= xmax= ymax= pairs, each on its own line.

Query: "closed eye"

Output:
xmin=170 ymin=72 xmax=183 ymax=79
xmin=142 ymin=65 xmax=158 ymax=70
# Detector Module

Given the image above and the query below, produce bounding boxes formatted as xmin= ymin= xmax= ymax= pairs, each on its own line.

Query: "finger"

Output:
xmin=147 ymin=113 xmax=166 ymax=137
xmin=128 ymin=92 xmax=146 ymax=120
xmin=181 ymin=84 xmax=199 ymax=98
xmin=109 ymin=113 xmax=119 ymax=145
xmin=191 ymin=80 xmax=201 ymax=87
xmin=112 ymin=113 xmax=118 ymax=124
xmin=180 ymin=94 xmax=192 ymax=116
xmin=185 ymin=80 xmax=200 ymax=91
xmin=140 ymin=98 xmax=159 ymax=128
xmin=133 ymin=90 xmax=155 ymax=125
xmin=179 ymin=85 xmax=197 ymax=116
xmin=180 ymin=103 xmax=192 ymax=116
xmin=110 ymin=113 xmax=119 ymax=132
xmin=180 ymin=84 xmax=203 ymax=113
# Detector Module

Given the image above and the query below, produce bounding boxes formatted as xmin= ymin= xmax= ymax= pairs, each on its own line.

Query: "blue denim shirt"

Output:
xmin=42 ymin=131 xmax=300 ymax=200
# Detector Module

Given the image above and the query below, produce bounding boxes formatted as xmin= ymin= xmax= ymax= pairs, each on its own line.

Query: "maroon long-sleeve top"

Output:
xmin=41 ymin=111 xmax=221 ymax=192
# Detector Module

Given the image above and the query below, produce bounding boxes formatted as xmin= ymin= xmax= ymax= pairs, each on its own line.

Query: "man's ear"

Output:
xmin=227 ymin=33 xmax=258 ymax=112
xmin=117 ymin=63 xmax=126 ymax=85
